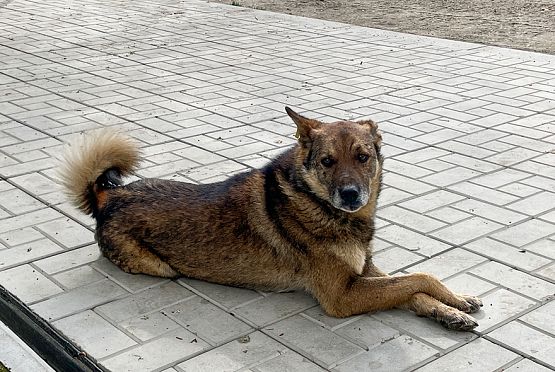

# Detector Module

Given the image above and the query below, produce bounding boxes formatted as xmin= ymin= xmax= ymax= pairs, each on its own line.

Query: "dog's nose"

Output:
xmin=339 ymin=186 xmax=360 ymax=205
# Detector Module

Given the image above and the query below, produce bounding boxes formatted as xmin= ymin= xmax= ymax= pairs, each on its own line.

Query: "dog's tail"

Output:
xmin=59 ymin=130 xmax=140 ymax=217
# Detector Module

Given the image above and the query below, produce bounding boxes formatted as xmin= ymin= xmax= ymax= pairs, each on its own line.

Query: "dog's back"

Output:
xmin=60 ymin=130 xmax=305 ymax=287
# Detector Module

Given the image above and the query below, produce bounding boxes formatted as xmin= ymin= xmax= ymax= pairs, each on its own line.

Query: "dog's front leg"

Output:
xmin=312 ymin=272 xmax=444 ymax=317
xmin=361 ymin=259 xmax=482 ymax=330
xmin=401 ymin=292 xmax=480 ymax=330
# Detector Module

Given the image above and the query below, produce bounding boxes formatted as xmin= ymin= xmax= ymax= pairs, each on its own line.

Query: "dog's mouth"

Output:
xmin=337 ymin=203 xmax=365 ymax=213
xmin=331 ymin=187 xmax=369 ymax=213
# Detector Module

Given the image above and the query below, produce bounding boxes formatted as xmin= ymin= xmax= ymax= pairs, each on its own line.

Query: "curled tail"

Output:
xmin=60 ymin=130 xmax=141 ymax=217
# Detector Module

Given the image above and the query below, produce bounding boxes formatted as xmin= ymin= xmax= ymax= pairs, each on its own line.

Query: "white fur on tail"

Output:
xmin=59 ymin=130 xmax=141 ymax=215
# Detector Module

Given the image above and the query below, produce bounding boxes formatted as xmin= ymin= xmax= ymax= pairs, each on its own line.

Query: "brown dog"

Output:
xmin=61 ymin=107 xmax=482 ymax=331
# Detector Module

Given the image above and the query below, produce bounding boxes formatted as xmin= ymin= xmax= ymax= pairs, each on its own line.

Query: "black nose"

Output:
xmin=339 ymin=186 xmax=360 ymax=204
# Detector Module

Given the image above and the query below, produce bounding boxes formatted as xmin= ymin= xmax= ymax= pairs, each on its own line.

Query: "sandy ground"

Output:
xmin=210 ymin=0 xmax=555 ymax=54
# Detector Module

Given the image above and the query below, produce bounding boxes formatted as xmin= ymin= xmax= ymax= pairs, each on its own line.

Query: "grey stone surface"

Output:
xmin=52 ymin=310 xmax=137 ymax=359
xmin=472 ymin=289 xmax=537 ymax=334
xmin=177 ymin=332 xmax=284 ymax=372
xmin=505 ymin=359 xmax=554 ymax=372
xmin=0 ymin=0 xmax=554 ymax=370
xmin=101 ymin=328 xmax=209 ymax=372
xmin=264 ymin=315 xmax=364 ymax=368
xmin=333 ymin=335 xmax=437 ymax=372
xmin=415 ymin=338 xmax=518 ymax=372
xmin=488 ymin=321 xmax=555 ymax=366
xmin=163 ymin=296 xmax=253 ymax=345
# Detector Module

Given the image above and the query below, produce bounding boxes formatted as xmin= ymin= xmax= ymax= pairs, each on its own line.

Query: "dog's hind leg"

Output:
xmin=100 ymin=237 xmax=179 ymax=278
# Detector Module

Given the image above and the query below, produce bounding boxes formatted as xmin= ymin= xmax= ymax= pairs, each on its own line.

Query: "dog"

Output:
xmin=60 ymin=107 xmax=482 ymax=331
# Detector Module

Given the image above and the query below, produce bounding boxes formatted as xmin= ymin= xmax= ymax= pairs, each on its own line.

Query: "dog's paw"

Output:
xmin=436 ymin=308 xmax=479 ymax=331
xmin=457 ymin=294 xmax=483 ymax=314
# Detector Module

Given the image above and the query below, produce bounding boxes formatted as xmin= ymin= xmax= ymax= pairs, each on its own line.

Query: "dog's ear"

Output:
xmin=285 ymin=107 xmax=321 ymax=145
xmin=357 ymin=119 xmax=382 ymax=150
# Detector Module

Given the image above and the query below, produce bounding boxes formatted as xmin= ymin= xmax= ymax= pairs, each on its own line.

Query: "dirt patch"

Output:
xmin=211 ymin=0 xmax=555 ymax=54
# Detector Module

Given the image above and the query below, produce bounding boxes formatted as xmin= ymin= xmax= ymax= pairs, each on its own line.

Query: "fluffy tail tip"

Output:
xmin=59 ymin=129 xmax=141 ymax=215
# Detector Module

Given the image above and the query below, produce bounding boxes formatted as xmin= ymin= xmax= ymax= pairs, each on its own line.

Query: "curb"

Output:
xmin=0 ymin=286 xmax=106 ymax=372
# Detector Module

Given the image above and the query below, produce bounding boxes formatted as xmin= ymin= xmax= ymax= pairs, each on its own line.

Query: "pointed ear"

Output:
xmin=357 ymin=119 xmax=382 ymax=149
xmin=285 ymin=107 xmax=321 ymax=145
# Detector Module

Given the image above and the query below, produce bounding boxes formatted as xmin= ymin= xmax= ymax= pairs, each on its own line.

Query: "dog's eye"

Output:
xmin=321 ymin=157 xmax=334 ymax=167
xmin=357 ymin=154 xmax=369 ymax=163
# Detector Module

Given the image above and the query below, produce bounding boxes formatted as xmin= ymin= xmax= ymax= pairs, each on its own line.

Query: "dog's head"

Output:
xmin=286 ymin=107 xmax=383 ymax=213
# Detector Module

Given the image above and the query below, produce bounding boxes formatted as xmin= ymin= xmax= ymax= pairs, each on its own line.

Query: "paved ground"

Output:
xmin=0 ymin=320 xmax=54 ymax=372
xmin=1 ymin=0 xmax=554 ymax=371
xmin=212 ymin=0 xmax=555 ymax=54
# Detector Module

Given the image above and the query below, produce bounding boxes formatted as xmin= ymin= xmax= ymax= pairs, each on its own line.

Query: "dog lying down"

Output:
xmin=61 ymin=107 xmax=482 ymax=331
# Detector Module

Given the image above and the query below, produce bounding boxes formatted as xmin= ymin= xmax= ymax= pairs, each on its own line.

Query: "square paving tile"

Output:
xmin=263 ymin=315 xmax=364 ymax=368
xmin=414 ymin=338 xmax=518 ymax=372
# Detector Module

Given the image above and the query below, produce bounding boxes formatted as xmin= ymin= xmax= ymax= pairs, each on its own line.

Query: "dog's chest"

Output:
xmin=330 ymin=242 xmax=367 ymax=275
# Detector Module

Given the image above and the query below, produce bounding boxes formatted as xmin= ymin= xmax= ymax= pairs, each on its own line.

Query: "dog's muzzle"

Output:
xmin=333 ymin=185 xmax=369 ymax=212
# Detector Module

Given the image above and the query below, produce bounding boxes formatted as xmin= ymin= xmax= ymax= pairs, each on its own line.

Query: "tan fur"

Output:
xmin=59 ymin=130 xmax=141 ymax=214
xmin=61 ymin=107 xmax=482 ymax=331
xmin=331 ymin=240 xmax=366 ymax=275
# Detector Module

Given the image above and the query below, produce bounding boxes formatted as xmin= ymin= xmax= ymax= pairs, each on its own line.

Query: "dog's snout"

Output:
xmin=339 ymin=185 xmax=360 ymax=204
